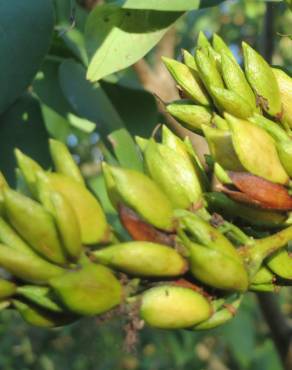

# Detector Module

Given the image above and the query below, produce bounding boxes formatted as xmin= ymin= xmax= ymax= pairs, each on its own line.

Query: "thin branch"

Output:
xmin=257 ymin=293 xmax=292 ymax=370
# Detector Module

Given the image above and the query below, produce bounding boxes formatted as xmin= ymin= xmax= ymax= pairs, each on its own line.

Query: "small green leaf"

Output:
xmin=85 ymin=5 xmax=182 ymax=81
xmin=67 ymin=113 xmax=96 ymax=133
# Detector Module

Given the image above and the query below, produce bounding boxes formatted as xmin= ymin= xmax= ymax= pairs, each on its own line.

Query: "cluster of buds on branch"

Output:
xmin=0 ymin=34 xmax=291 ymax=332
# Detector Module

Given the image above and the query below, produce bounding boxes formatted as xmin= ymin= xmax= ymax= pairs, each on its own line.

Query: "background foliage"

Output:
xmin=0 ymin=0 xmax=291 ymax=369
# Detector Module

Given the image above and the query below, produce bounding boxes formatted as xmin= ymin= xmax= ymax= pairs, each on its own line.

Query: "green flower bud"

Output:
xmin=272 ymin=68 xmax=292 ymax=128
xmin=181 ymin=49 xmax=198 ymax=71
xmin=0 ymin=217 xmax=36 ymax=255
xmin=210 ymin=86 xmax=254 ymax=119
xmin=102 ymin=163 xmax=174 ymax=231
xmin=140 ymin=285 xmax=212 ymax=329
xmin=49 ymin=263 xmax=122 ymax=316
xmin=13 ymin=300 xmax=75 ymax=328
xmin=242 ymin=42 xmax=281 ymax=117
xmin=14 ymin=149 xmax=43 ymax=197
xmin=166 ymin=101 xmax=213 ymax=134
xmin=267 ymin=249 xmax=292 ymax=280
xmin=252 ymin=266 xmax=274 ymax=285
xmin=194 ymin=48 xmax=224 ymax=95
xmin=143 ymin=140 xmax=202 ymax=209
xmin=92 ymin=241 xmax=188 ymax=277
xmin=49 ymin=139 xmax=85 ymax=186
xmin=47 ymin=173 xmax=110 ymax=244
xmin=249 ymin=113 xmax=289 ymax=142
xmin=193 ymin=295 xmax=242 ymax=330
xmin=212 ymin=34 xmax=237 ymax=63
xmin=0 ymin=279 xmax=16 ymax=300
xmin=225 ymin=114 xmax=289 ymax=184
xmin=162 ymin=57 xmax=211 ymax=106
xmin=177 ymin=211 xmax=248 ymax=292
xmin=3 ymin=188 xmax=67 ymax=265
xmin=202 ymin=126 xmax=244 ymax=171
xmin=221 ymin=53 xmax=257 ymax=110
xmin=0 ymin=243 xmax=65 ymax=284
xmin=50 ymin=191 xmax=82 ymax=262
xmin=16 ymin=285 xmax=64 ymax=313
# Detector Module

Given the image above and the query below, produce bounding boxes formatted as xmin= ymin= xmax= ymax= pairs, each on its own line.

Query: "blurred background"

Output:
xmin=0 ymin=0 xmax=291 ymax=369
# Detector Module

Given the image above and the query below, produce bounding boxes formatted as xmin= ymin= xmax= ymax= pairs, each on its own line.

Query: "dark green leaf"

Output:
xmin=58 ymin=59 xmax=125 ymax=137
xmin=0 ymin=94 xmax=51 ymax=184
xmin=33 ymin=58 xmax=73 ymax=142
xmin=102 ymin=82 xmax=158 ymax=137
xmin=85 ymin=5 xmax=182 ymax=81
xmin=0 ymin=0 xmax=54 ymax=114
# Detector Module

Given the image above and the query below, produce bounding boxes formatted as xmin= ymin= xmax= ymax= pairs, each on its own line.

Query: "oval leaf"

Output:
xmin=106 ymin=0 xmax=200 ymax=10
xmin=85 ymin=5 xmax=182 ymax=81
xmin=106 ymin=0 xmax=225 ymax=10
xmin=0 ymin=0 xmax=54 ymax=114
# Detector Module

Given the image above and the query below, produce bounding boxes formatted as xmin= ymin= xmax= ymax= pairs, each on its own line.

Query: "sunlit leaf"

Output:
xmin=85 ymin=5 xmax=182 ymax=81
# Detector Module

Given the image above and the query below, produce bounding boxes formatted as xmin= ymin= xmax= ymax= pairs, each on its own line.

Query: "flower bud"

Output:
xmin=13 ymin=300 xmax=75 ymax=328
xmin=92 ymin=241 xmax=188 ymax=277
xmin=49 ymin=263 xmax=122 ymax=316
xmin=182 ymin=49 xmax=198 ymax=71
xmin=47 ymin=173 xmax=110 ymax=244
xmin=140 ymin=285 xmax=212 ymax=329
xmin=242 ymin=42 xmax=281 ymax=117
xmin=194 ymin=48 xmax=224 ymax=95
xmin=177 ymin=211 xmax=248 ymax=292
xmin=102 ymin=163 xmax=174 ymax=231
xmin=267 ymin=249 xmax=292 ymax=280
xmin=166 ymin=101 xmax=213 ymax=133
xmin=162 ymin=57 xmax=210 ymax=106
xmin=14 ymin=149 xmax=43 ymax=197
xmin=143 ymin=140 xmax=202 ymax=209
xmin=49 ymin=139 xmax=85 ymax=186
xmin=210 ymin=86 xmax=254 ymax=119
xmin=212 ymin=34 xmax=237 ymax=63
xmin=225 ymin=113 xmax=289 ymax=184
xmin=202 ymin=125 xmax=244 ymax=171
xmin=0 ymin=279 xmax=16 ymax=300
xmin=193 ymin=295 xmax=242 ymax=330
xmin=3 ymin=188 xmax=67 ymax=265
xmin=221 ymin=53 xmax=257 ymax=110
xmin=272 ymin=68 xmax=292 ymax=128
xmin=0 ymin=243 xmax=64 ymax=284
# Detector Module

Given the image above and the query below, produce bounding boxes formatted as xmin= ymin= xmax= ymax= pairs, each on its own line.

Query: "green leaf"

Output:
xmin=106 ymin=0 xmax=200 ymax=10
xmin=108 ymin=128 xmax=143 ymax=171
xmin=0 ymin=94 xmax=51 ymax=184
xmin=106 ymin=0 xmax=225 ymax=10
xmin=0 ymin=0 xmax=54 ymax=114
xmin=67 ymin=113 xmax=96 ymax=133
xmin=33 ymin=59 xmax=72 ymax=142
xmin=102 ymin=81 xmax=158 ymax=137
xmin=85 ymin=5 xmax=182 ymax=81
xmin=58 ymin=59 xmax=125 ymax=137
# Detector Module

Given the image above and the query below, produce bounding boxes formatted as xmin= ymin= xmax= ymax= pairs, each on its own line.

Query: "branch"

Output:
xmin=257 ymin=293 xmax=292 ymax=370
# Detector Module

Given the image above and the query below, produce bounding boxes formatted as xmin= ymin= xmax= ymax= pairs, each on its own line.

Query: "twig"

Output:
xmin=257 ymin=293 xmax=292 ymax=370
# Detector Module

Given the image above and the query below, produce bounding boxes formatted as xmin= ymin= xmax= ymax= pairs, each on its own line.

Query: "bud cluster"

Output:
xmin=0 ymin=35 xmax=291 ymax=332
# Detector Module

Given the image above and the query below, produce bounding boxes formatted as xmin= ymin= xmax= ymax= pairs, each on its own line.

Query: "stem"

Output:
xmin=245 ymin=225 xmax=292 ymax=278
xmin=257 ymin=293 xmax=292 ymax=370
